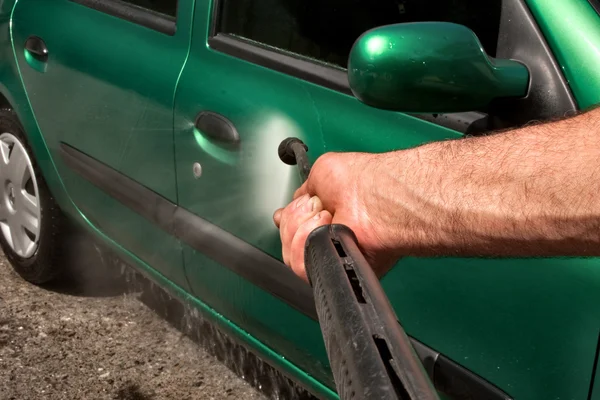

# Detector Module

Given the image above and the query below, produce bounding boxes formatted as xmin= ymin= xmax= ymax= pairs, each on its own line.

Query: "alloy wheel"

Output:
xmin=0 ymin=132 xmax=40 ymax=258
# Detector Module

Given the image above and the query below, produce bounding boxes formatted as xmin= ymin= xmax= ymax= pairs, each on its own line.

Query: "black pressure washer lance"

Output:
xmin=278 ymin=138 xmax=440 ymax=400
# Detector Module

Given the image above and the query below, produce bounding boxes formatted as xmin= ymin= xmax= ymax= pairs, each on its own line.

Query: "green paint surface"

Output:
xmin=348 ymin=22 xmax=529 ymax=112
xmin=1 ymin=0 xmax=600 ymax=398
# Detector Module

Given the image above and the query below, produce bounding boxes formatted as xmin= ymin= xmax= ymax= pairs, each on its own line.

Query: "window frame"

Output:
xmin=207 ymin=0 xmax=490 ymax=134
xmin=69 ymin=0 xmax=178 ymax=36
xmin=590 ymin=0 xmax=600 ymax=15
xmin=208 ymin=0 xmax=351 ymax=94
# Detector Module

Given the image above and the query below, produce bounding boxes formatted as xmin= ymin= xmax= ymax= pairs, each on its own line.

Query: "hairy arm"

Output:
xmin=377 ymin=108 xmax=600 ymax=257
xmin=274 ymin=108 xmax=600 ymax=281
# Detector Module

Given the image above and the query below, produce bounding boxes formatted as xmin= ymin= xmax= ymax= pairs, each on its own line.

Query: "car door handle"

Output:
xmin=24 ymin=36 xmax=49 ymax=63
xmin=195 ymin=111 xmax=240 ymax=146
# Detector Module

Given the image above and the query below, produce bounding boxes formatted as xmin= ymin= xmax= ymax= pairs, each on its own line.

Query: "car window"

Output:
xmin=217 ymin=0 xmax=503 ymax=69
xmin=122 ymin=0 xmax=177 ymax=17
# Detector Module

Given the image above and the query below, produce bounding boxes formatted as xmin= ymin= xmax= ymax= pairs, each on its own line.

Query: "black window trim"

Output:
xmin=590 ymin=0 xmax=600 ymax=15
xmin=68 ymin=0 xmax=177 ymax=36
xmin=208 ymin=0 xmax=350 ymax=94
xmin=209 ymin=33 xmax=352 ymax=95
xmin=207 ymin=0 xmax=489 ymax=134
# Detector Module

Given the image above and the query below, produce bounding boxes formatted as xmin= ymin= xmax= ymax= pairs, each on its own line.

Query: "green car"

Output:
xmin=2 ymin=0 xmax=600 ymax=398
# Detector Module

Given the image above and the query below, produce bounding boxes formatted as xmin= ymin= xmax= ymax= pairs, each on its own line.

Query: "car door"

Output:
xmin=173 ymin=0 xmax=486 ymax=393
xmin=11 ymin=0 xmax=193 ymax=290
xmin=174 ymin=0 xmax=600 ymax=399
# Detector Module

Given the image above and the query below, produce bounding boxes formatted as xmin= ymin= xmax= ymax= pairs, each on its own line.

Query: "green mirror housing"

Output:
xmin=348 ymin=22 xmax=530 ymax=113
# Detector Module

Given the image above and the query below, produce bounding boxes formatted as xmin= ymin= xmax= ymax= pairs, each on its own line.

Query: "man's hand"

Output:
xmin=273 ymin=152 xmax=403 ymax=282
xmin=274 ymin=108 xmax=600 ymax=282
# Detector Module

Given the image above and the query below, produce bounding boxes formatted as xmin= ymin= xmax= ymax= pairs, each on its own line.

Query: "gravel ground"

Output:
xmin=0 ymin=252 xmax=267 ymax=400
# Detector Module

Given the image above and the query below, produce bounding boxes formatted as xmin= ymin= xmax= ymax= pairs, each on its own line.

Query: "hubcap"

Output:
xmin=0 ymin=133 xmax=41 ymax=258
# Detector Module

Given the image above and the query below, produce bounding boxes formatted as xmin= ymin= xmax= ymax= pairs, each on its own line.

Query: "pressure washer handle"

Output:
xmin=278 ymin=137 xmax=439 ymax=400
xmin=305 ymin=225 xmax=439 ymax=400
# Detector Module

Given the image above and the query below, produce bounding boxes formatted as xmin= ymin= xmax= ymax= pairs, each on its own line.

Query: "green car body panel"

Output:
xmin=526 ymin=0 xmax=600 ymax=109
xmin=1 ymin=0 xmax=600 ymax=399
xmin=11 ymin=0 xmax=193 ymax=291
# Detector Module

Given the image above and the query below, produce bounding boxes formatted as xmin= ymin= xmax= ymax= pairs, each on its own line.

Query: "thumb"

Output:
xmin=293 ymin=180 xmax=309 ymax=200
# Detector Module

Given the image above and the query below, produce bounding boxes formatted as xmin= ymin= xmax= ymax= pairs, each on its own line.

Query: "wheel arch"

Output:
xmin=0 ymin=79 xmax=79 ymax=222
xmin=0 ymin=90 xmax=12 ymax=111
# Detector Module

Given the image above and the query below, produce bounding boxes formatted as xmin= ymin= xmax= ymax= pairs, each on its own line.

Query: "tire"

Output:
xmin=0 ymin=108 xmax=65 ymax=284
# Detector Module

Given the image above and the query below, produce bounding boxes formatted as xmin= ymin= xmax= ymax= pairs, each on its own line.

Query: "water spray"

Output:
xmin=278 ymin=138 xmax=440 ymax=400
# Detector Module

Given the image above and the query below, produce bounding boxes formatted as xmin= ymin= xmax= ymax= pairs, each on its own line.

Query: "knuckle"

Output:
xmin=306 ymin=153 xmax=339 ymax=191
xmin=314 ymin=152 xmax=336 ymax=170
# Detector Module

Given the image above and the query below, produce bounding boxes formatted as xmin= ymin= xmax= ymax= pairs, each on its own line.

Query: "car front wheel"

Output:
xmin=0 ymin=108 xmax=65 ymax=284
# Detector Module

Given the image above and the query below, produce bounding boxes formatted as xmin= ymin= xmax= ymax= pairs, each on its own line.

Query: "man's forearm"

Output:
xmin=378 ymin=108 xmax=600 ymax=257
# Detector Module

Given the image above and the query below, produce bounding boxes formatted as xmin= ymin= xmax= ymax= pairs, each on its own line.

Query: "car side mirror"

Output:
xmin=347 ymin=22 xmax=530 ymax=113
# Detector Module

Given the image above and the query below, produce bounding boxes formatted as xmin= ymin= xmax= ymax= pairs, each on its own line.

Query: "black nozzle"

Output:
xmin=278 ymin=137 xmax=308 ymax=166
xmin=278 ymin=137 xmax=311 ymax=182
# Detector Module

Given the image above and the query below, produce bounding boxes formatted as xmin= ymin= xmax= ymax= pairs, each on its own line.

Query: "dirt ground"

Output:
xmin=0 ymin=253 xmax=267 ymax=400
